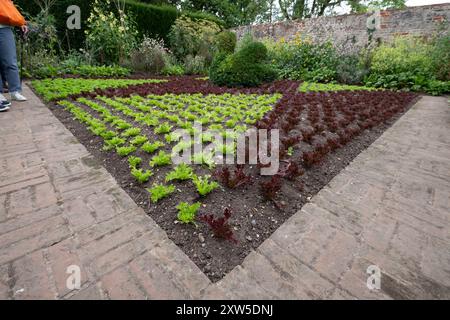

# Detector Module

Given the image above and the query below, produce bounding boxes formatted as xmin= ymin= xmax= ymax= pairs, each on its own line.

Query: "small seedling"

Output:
xmin=122 ymin=127 xmax=141 ymax=137
xmin=130 ymin=135 xmax=148 ymax=146
xmin=193 ymin=175 xmax=219 ymax=196
xmin=147 ymin=184 xmax=175 ymax=203
xmin=150 ymin=150 xmax=171 ymax=167
xmin=165 ymin=164 xmax=194 ymax=182
xmin=128 ymin=156 xmax=142 ymax=169
xmin=155 ymin=122 xmax=173 ymax=134
xmin=116 ymin=146 xmax=137 ymax=157
xmin=141 ymin=141 xmax=164 ymax=154
xmin=103 ymin=137 xmax=125 ymax=151
xmin=131 ymin=168 xmax=153 ymax=183
xmin=177 ymin=202 xmax=201 ymax=225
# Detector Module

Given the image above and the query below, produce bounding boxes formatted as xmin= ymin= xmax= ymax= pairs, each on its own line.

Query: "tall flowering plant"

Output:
xmin=85 ymin=0 xmax=137 ymax=65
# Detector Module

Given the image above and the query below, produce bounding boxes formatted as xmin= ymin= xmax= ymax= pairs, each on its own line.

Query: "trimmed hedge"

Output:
xmin=210 ymin=41 xmax=277 ymax=87
xmin=15 ymin=0 xmax=222 ymax=51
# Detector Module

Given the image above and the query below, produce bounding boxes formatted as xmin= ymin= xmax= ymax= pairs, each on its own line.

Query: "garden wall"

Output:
xmin=234 ymin=3 xmax=450 ymax=52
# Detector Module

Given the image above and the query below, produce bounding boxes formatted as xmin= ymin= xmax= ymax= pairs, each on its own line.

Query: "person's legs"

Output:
xmin=1 ymin=68 xmax=9 ymax=93
xmin=0 ymin=27 xmax=25 ymax=101
xmin=0 ymin=61 xmax=6 ymax=102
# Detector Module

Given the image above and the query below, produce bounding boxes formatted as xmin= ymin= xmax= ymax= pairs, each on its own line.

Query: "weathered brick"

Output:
xmin=6 ymin=187 xmax=34 ymax=217
xmin=214 ymin=266 xmax=273 ymax=300
xmin=313 ymin=228 xmax=360 ymax=283
xmin=78 ymin=220 xmax=148 ymax=264
xmin=0 ymin=222 xmax=71 ymax=265
xmin=241 ymin=250 xmax=313 ymax=299
xmin=46 ymin=238 xmax=88 ymax=298
xmin=257 ymin=239 xmax=335 ymax=298
xmin=62 ymin=197 xmax=96 ymax=232
xmin=0 ymin=204 xmax=61 ymax=236
xmin=91 ymin=231 xmax=162 ymax=277
xmin=11 ymin=250 xmax=56 ymax=300
xmin=233 ymin=4 xmax=450 ymax=55
xmin=101 ymin=267 xmax=146 ymax=300
xmin=67 ymin=284 xmax=103 ymax=300
xmin=34 ymin=183 xmax=59 ymax=209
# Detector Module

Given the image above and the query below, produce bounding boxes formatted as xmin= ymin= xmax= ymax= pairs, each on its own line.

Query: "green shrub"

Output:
xmin=209 ymin=51 xmax=229 ymax=84
xmin=430 ymin=34 xmax=450 ymax=81
xmin=168 ymin=15 xmax=222 ymax=63
xmin=365 ymin=36 xmax=450 ymax=95
xmin=124 ymin=1 xmax=178 ymax=43
xmin=184 ymin=55 xmax=208 ymax=75
xmin=215 ymin=31 xmax=237 ymax=54
xmin=162 ymin=64 xmax=185 ymax=76
xmin=336 ymin=54 xmax=369 ymax=85
xmin=369 ymin=37 xmax=433 ymax=77
xmin=209 ymin=40 xmax=277 ymax=87
xmin=127 ymin=36 xmax=172 ymax=74
xmin=265 ymin=36 xmax=338 ymax=82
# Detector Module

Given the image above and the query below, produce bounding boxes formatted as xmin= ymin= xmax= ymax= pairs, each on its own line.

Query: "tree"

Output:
xmin=178 ymin=0 xmax=271 ymax=27
xmin=278 ymin=0 xmax=406 ymax=20
xmin=349 ymin=0 xmax=406 ymax=13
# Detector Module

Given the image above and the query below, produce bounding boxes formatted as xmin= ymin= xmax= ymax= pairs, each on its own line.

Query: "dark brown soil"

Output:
xmin=44 ymin=83 xmax=419 ymax=282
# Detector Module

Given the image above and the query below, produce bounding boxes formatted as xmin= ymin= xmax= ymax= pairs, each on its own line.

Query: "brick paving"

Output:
xmin=0 ymin=86 xmax=449 ymax=299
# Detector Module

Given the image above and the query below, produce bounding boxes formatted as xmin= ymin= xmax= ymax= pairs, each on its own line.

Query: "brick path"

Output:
xmin=0 ymin=86 xmax=449 ymax=299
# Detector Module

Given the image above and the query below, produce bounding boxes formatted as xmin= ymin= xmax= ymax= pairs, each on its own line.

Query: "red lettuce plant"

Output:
xmin=279 ymin=161 xmax=304 ymax=180
xmin=214 ymin=165 xmax=252 ymax=189
xmin=199 ymin=208 xmax=237 ymax=243
xmin=260 ymin=175 xmax=282 ymax=200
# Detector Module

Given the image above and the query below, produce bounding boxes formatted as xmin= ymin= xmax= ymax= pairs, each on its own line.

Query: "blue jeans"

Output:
xmin=0 ymin=27 xmax=21 ymax=93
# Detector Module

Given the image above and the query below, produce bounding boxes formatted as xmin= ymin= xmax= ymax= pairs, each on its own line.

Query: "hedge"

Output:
xmin=14 ymin=0 xmax=222 ymax=51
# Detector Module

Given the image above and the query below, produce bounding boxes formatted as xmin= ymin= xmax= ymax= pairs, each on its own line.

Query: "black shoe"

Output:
xmin=0 ymin=100 xmax=11 ymax=112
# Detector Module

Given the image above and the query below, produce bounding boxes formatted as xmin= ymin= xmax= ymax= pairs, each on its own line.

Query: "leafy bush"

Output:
xmin=369 ymin=36 xmax=432 ymax=77
xmin=162 ymin=64 xmax=185 ymax=76
xmin=209 ymin=40 xmax=277 ymax=87
xmin=215 ymin=31 xmax=237 ymax=54
xmin=265 ymin=35 xmax=338 ymax=82
xmin=365 ymin=36 xmax=449 ymax=95
xmin=430 ymin=34 xmax=450 ymax=81
xmin=336 ymin=54 xmax=369 ymax=85
xmin=128 ymin=36 xmax=172 ymax=74
xmin=184 ymin=55 xmax=208 ymax=75
xmin=85 ymin=0 xmax=138 ymax=65
xmin=168 ymin=15 xmax=221 ymax=63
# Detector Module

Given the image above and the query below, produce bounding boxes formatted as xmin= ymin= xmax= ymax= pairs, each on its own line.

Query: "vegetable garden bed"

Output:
xmin=32 ymin=76 xmax=418 ymax=282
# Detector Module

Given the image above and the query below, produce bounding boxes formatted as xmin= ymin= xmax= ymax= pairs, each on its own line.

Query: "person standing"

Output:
xmin=0 ymin=0 xmax=28 ymax=112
